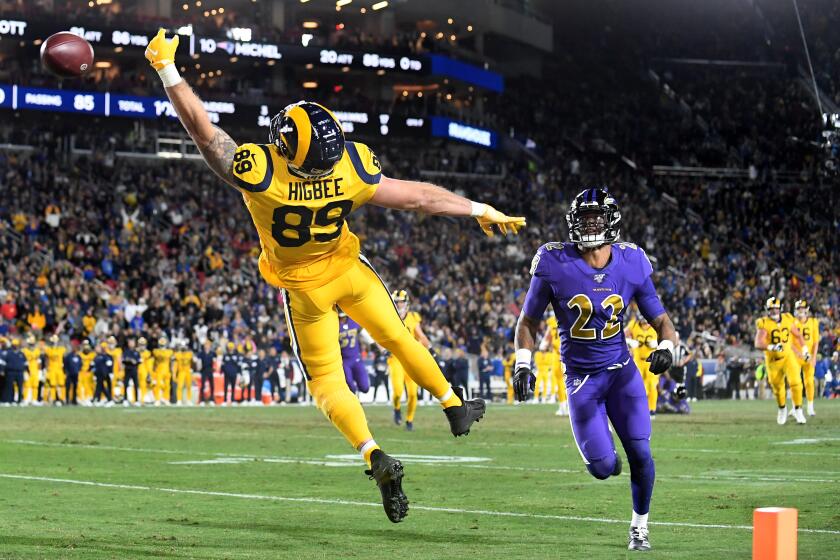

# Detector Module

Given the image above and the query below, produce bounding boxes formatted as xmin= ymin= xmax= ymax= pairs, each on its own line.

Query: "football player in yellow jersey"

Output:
xmin=174 ymin=343 xmax=195 ymax=406
xmin=388 ymin=290 xmax=433 ymax=431
xmin=44 ymin=335 xmax=66 ymax=405
xmin=625 ymin=314 xmax=659 ymax=418
xmin=22 ymin=335 xmax=42 ymax=405
xmin=540 ymin=313 xmax=568 ymax=416
xmin=754 ymin=297 xmax=809 ymax=425
xmin=138 ymin=337 xmax=153 ymax=404
xmin=78 ymin=340 xmax=96 ymax=405
xmin=106 ymin=336 xmax=124 ymax=401
xmin=532 ymin=348 xmax=554 ymax=403
xmin=152 ymin=338 xmax=174 ymax=406
xmin=792 ymin=300 xmax=819 ymax=416
xmin=502 ymin=348 xmax=515 ymax=404
xmin=146 ymin=29 xmax=524 ymax=522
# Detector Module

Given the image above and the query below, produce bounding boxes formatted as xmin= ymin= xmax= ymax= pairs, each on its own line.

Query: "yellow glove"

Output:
xmin=145 ymin=28 xmax=180 ymax=70
xmin=474 ymin=203 xmax=526 ymax=237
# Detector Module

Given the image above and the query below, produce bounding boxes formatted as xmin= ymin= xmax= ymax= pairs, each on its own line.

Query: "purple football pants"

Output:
xmin=342 ymin=357 xmax=370 ymax=393
xmin=566 ymin=358 xmax=655 ymax=515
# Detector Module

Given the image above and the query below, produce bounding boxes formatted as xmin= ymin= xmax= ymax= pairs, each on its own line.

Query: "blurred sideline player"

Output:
xmin=45 ymin=335 xmax=66 ymax=405
xmin=388 ymin=290 xmax=432 ymax=431
xmin=22 ymin=335 xmax=42 ymax=405
xmin=514 ymin=188 xmax=677 ymax=551
xmin=152 ymin=338 xmax=174 ymax=405
xmin=107 ymin=336 xmax=123 ymax=401
xmin=145 ymin=29 xmax=523 ymax=523
xmin=532 ymin=346 xmax=553 ymax=403
xmin=502 ymin=347 xmax=515 ymax=404
xmin=339 ymin=308 xmax=373 ymax=394
xmin=625 ymin=313 xmax=659 ymax=418
xmin=174 ymin=342 xmax=194 ymax=405
xmin=540 ymin=312 xmax=569 ymax=415
xmin=792 ymin=300 xmax=819 ymax=416
xmin=79 ymin=340 xmax=96 ymax=405
xmin=138 ymin=337 xmax=153 ymax=405
xmin=754 ymin=297 xmax=808 ymax=424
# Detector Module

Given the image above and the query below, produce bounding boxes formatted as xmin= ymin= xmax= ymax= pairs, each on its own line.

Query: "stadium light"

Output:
xmin=360 ymin=7 xmax=367 ymax=13
xmin=447 ymin=18 xmax=454 ymax=24
xmin=337 ymin=0 xmax=352 ymax=6
xmin=467 ymin=25 xmax=473 ymax=32
xmin=303 ymin=81 xmax=318 ymax=89
xmin=302 ymin=21 xmax=319 ymax=29
xmin=372 ymin=1 xmax=388 ymax=10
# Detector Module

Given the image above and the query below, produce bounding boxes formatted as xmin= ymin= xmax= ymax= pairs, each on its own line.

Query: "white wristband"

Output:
xmin=157 ymin=64 xmax=182 ymax=88
xmin=515 ymin=348 xmax=532 ymax=370
xmin=657 ymin=340 xmax=675 ymax=354
xmin=470 ymin=201 xmax=487 ymax=217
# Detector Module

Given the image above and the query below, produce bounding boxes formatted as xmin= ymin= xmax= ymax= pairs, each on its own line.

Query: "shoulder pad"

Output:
xmin=231 ymin=143 xmax=273 ymax=193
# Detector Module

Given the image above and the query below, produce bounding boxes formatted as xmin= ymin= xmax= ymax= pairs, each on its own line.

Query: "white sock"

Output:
xmin=631 ymin=511 xmax=648 ymax=528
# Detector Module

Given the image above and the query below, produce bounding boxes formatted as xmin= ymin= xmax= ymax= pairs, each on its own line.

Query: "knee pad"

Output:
xmin=585 ymin=454 xmax=617 ymax=480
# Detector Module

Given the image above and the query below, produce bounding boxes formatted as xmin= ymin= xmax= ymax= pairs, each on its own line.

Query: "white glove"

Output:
xmin=626 ymin=339 xmax=640 ymax=349
xmin=802 ymin=350 xmax=811 ymax=362
xmin=767 ymin=343 xmax=784 ymax=353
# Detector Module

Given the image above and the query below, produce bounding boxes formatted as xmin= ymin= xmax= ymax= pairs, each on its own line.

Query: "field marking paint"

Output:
xmin=1 ymin=473 xmax=838 ymax=536
xmin=774 ymin=438 xmax=840 ymax=446
xmin=7 ymin=439 xmax=837 ymax=483
xmin=325 ymin=454 xmax=492 ymax=464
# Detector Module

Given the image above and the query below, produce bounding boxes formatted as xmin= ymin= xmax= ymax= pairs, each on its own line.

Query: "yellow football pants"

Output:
xmin=176 ymin=370 xmax=193 ymax=403
xmin=553 ymin=358 xmax=567 ymax=403
xmin=24 ymin=369 xmax=40 ymax=401
xmin=504 ymin=369 xmax=513 ymax=404
xmin=800 ymin=360 xmax=815 ymax=402
xmin=635 ymin=358 xmax=658 ymax=412
xmin=767 ymin=354 xmax=803 ymax=408
xmin=281 ymin=257 xmax=459 ymax=454
xmin=80 ymin=372 xmax=94 ymax=401
xmin=47 ymin=369 xmax=65 ymax=402
xmin=138 ymin=365 xmax=151 ymax=403
xmin=154 ymin=369 xmax=171 ymax=402
xmin=534 ymin=367 xmax=551 ymax=400
xmin=388 ymin=356 xmax=418 ymax=422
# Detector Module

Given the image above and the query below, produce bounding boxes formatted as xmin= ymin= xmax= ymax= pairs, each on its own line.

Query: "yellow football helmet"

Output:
xmin=137 ymin=337 xmax=147 ymax=347
xmin=794 ymin=299 xmax=809 ymax=319
xmin=765 ymin=297 xmax=782 ymax=320
xmin=49 ymin=334 xmax=59 ymax=344
xmin=391 ymin=289 xmax=410 ymax=317
xmin=158 ymin=337 xmax=168 ymax=347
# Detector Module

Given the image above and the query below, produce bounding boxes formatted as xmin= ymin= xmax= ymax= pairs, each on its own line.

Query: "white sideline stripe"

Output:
xmin=7 ymin=439 xmax=838 ymax=483
xmin=2 ymin=473 xmax=839 ymax=536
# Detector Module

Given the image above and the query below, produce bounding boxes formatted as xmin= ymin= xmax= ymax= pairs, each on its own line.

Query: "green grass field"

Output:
xmin=1 ymin=400 xmax=838 ymax=559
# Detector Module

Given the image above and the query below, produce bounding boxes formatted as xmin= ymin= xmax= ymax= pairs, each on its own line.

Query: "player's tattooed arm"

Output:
xmin=162 ymin=81 xmax=239 ymax=188
xmin=196 ymin=126 xmax=239 ymax=188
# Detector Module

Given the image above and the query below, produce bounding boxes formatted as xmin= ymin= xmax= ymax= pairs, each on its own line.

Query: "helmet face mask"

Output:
xmin=391 ymin=289 xmax=409 ymax=318
xmin=567 ymin=188 xmax=621 ymax=249
xmin=794 ymin=300 xmax=809 ymax=321
xmin=766 ymin=297 xmax=782 ymax=321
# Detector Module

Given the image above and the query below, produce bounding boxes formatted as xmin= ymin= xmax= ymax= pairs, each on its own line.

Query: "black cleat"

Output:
xmin=393 ymin=408 xmax=402 ymax=426
xmin=443 ymin=387 xmax=485 ymax=437
xmin=628 ymin=526 xmax=650 ymax=551
xmin=611 ymin=452 xmax=623 ymax=476
xmin=405 ymin=421 xmax=414 ymax=432
xmin=365 ymin=450 xmax=409 ymax=523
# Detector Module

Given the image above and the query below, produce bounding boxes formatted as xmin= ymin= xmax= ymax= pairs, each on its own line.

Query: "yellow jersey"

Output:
xmin=502 ymin=353 xmax=515 ymax=375
xmin=80 ymin=350 xmax=96 ymax=374
xmin=174 ymin=351 xmax=193 ymax=373
xmin=756 ymin=313 xmax=796 ymax=361
xmin=153 ymin=348 xmax=174 ymax=371
xmin=629 ymin=321 xmax=658 ymax=361
xmin=45 ymin=346 xmax=65 ymax=371
xmin=546 ymin=316 xmax=561 ymax=354
xmin=534 ymin=350 xmax=553 ymax=372
xmin=231 ymin=141 xmax=382 ymax=290
xmin=22 ymin=347 xmax=41 ymax=376
xmin=107 ymin=347 xmax=123 ymax=374
xmin=793 ymin=317 xmax=819 ymax=356
xmin=403 ymin=311 xmax=422 ymax=339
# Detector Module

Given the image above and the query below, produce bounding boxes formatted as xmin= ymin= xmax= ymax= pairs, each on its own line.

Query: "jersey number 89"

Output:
xmin=271 ymin=201 xmax=354 ymax=247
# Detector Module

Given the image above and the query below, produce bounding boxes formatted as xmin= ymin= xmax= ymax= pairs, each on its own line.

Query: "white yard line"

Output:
xmin=0 ymin=473 xmax=838 ymax=536
xmin=5 ymin=439 xmax=838 ymax=484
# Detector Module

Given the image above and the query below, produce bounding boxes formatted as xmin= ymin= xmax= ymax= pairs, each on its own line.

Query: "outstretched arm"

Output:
xmin=370 ymin=176 xmax=525 ymax=236
xmin=145 ymin=29 xmax=238 ymax=188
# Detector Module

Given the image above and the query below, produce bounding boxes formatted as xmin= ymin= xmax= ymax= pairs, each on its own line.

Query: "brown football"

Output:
xmin=40 ymin=32 xmax=94 ymax=78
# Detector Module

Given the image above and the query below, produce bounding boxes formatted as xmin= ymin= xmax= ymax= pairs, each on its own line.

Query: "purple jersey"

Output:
xmin=522 ymin=241 xmax=666 ymax=375
xmin=339 ymin=318 xmax=363 ymax=359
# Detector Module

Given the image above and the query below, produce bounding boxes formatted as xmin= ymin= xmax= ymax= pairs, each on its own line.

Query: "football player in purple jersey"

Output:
xmin=338 ymin=308 xmax=372 ymax=394
xmin=513 ymin=188 xmax=677 ymax=552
